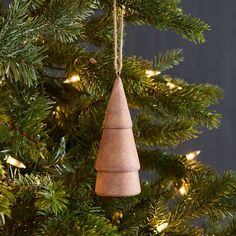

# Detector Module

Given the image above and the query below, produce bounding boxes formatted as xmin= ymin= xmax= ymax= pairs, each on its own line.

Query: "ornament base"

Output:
xmin=95 ymin=171 xmax=141 ymax=197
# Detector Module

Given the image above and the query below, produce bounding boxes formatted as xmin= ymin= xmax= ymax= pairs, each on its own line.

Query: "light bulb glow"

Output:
xmin=166 ymin=82 xmax=182 ymax=90
xmin=179 ymin=185 xmax=187 ymax=195
xmin=155 ymin=223 xmax=168 ymax=232
xmin=178 ymin=180 xmax=189 ymax=196
xmin=145 ymin=70 xmax=161 ymax=78
xmin=64 ymin=74 xmax=80 ymax=83
xmin=186 ymin=150 xmax=201 ymax=160
xmin=5 ymin=155 xmax=26 ymax=169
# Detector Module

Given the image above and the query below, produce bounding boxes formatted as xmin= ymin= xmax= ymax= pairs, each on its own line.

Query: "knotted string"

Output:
xmin=113 ymin=0 xmax=125 ymax=76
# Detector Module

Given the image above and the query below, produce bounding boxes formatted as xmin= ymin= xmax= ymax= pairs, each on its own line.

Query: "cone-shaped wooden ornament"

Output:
xmin=95 ymin=76 xmax=141 ymax=197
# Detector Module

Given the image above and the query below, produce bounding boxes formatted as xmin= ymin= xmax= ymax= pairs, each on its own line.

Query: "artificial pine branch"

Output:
xmin=154 ymin=49 xmax=184 ymax=72
xmin=120 ymin=0 xmax=210 ymax=43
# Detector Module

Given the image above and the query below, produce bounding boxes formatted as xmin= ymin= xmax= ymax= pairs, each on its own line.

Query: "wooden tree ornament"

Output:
xmin=95 ymin=1 xmax=141 ymax=197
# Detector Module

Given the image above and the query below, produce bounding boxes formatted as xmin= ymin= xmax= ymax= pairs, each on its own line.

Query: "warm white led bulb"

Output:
xmin=178 ymin=179 xmax=190 ymax=196
xmin=166 ymin=82 xmax=182 ymax=90
xmin=179 ymin=185 xmax=187 ymax=195
xmin=145 ymin=70 xmax=161 ymax=78
xmin=186 ymin=150 xmax=201 ymax=160
xmin=156 ymin=223 xmax=168 ymax=232
xmin=64 ymin=75 xmax=80 ymax=83
xmin=5 ymin=155 xmax=26 ymax=169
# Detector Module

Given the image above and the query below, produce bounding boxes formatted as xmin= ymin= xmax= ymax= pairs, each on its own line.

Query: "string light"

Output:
xmin=64 ymin=74 xmax=80 ymax=84
xmin=0 ymin=78 xmax=4 ymax=85
xmin=39 ymin=152 xmax=45 ymax=159
xmin=89 ymin=58 xmax=97 ymax=64
xmin=166 ymin=81 xmax=182 ymax=90
xmin=53 ymin=106 xmax=61 ymax=119
xmin=145 ymin=69 xmax=161 ymax=78
xmin=35 ymin=176 xmax=41 ymax=186
xmin=1 ymin=212 xmax=5 ymax=225
xmin=186 ymin=150 xmax=201 ymax=160
xmin=178 ymin=180 xmax=189 ymax=196
xmin=155 ymin=223 xmax=168 ymax=233
xmin=112 ymin=211 xmax=123 ymax=224
xmin=179 ymin=185 xmax=187 ymax=195
xmin=5 ymin=155 xmax=26 ymax=169
xmin=52 ymin=106 xmax=65 ymax=127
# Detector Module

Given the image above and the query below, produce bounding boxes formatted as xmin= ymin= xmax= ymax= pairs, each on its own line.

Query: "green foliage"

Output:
xmin=135 ymin=80 xmax=222 ymax=130
xmin=138 ymin=148 xmax=211 ymax=179
xmin=0 ymin=0 xmax=234 ymax=235
xmin=76 ymin=214 xmax=119 ymax=236
xmin=35 ymin=178 xmax=68 ymax=214
xmin=218 ymin=219 xmax=236 ymax=236
xmin=35 ymin=212 xmax=119 ymax=236
xmin=39 ymin=0 xmax=96 ymax=43
xmin=147 ymin=199 xmax=170 ymax=234
xmin=119 ymin=0 xmax=210 ymax=43
xmin=134 ymin=113 xmax=200 ymax=146
xmin=154 ymin=49 xmax=184 ymax=72
xmin=15 ymin=174 xmax=43 ymax=201
xmin=162 ymin=171 xmax=236 ymax=235
xmin=0 ymin=162 xmax=15 ymax=225
xmin=181 ymin=171 xmax=236 ymax=219
xmin=0 ymin=0 xmax=45 ymax=86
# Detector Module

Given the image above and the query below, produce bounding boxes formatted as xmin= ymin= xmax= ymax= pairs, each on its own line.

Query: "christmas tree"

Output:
xmin=1 ymin=0 xmax=236 ymax=235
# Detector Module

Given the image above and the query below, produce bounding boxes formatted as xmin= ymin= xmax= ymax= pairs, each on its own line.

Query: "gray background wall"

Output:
xmin=125 ymin=0 xmax=236 ymax=173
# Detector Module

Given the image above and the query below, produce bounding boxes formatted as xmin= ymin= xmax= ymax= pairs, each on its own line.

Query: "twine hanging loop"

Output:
xmin=113 ymin=0 xmax=125 ymax=76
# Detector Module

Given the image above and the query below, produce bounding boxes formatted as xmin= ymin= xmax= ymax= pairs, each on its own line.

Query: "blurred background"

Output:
xmin=125 ymin=0 xmax=236 ymax=173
